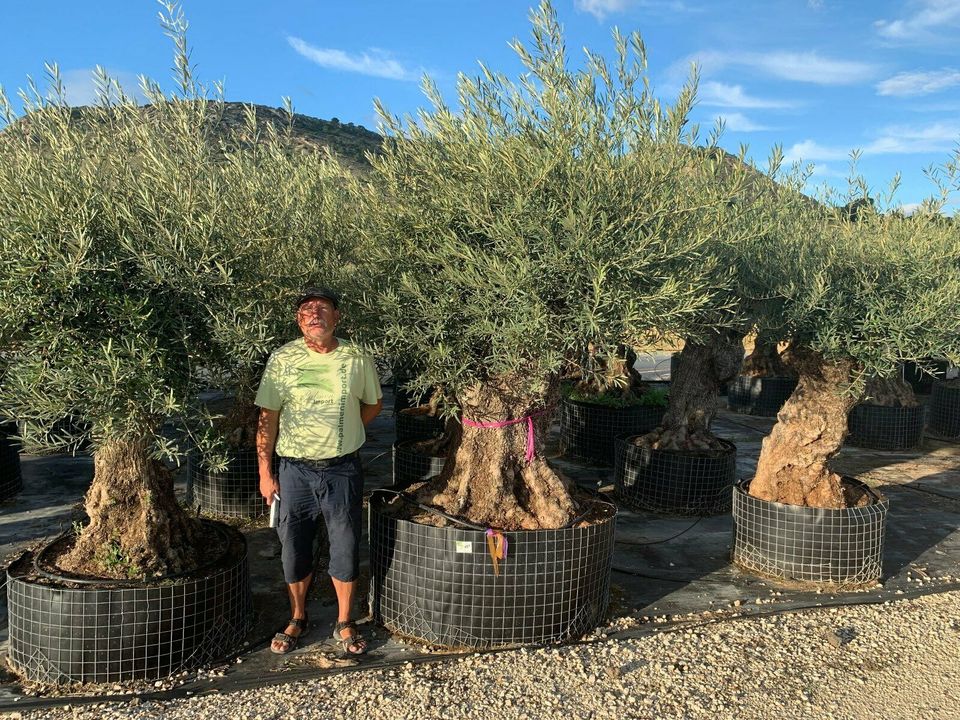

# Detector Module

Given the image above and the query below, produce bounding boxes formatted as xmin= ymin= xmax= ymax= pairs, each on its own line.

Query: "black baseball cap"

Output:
xmin=296 ymin=286 xmax=340 ymax=310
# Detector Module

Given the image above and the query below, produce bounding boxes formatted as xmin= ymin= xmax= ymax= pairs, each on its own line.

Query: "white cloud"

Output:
xmin=287 ymin=37 xmax=420 ymax=81
xmin=875 ymin=0 xmax=960 ymax=42
xmin=715 ymin=112 xmax=771 ymax=132
xmin=57 ymin=68 xmax=144 ymax=106
xmin=674 ymin=50 xmax=878 ymax=85
xmin=897 ymin=202 xmax=923 ymax=215
xmin=784 ymin=121 xmax=960 ymax=162
xmin=876 ymin=68 xmax=960 ymax=96
xmin=574 ymin=0 xmax=696 ymax=20
xmin=699 ymin=81 xmax=796 ymax=109
xmin=575 ymin=0 xmax=630 ymax=19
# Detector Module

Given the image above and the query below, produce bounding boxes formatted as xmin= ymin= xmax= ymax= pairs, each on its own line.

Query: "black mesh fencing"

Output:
xmin=368 ymin=491 xmax=616 ymax=648
xmin=395 ymin=410 xmax=445 ymax=444
xmin=928 ymin=382 xmax=960 ymax=438
xmin=613 ymin=434 xmax=735 ymax=515
xmin=559 ymin=398 xmax=666 ymax=466
xmin=6 ymin=524 xmax=253 ymax=684
xmin=0 ymin=422 xmax=23 ymax=502
xmin=392 ymin=441 xmax=446 ymax=489
xmin=727 ymin=375 xmax=797 ymax=417
xmin=846 ymin=404 xmax=924 ymax=451
xmin=187 ymin=450 xmax=270 ymax=519
xmin=732 ymin=479 xmax=888 ymax=586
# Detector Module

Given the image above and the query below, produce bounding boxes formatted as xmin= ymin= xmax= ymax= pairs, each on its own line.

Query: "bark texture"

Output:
xmin=862 ymin=375 xmax=919 ymax=407
xmin=414 ymin=380 xmax=576 ymax=530
xmin=635 ymin=331 xmax=743 ymax=451
xmin=749 ymin=349 xmax=858 ymax=509
xmin=741 ymin=341 xmax=792 ymax=378
xmin=60 ymin=437 xmax=201 ymax=577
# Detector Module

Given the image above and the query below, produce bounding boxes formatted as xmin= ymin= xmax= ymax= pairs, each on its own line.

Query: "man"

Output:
xmin=256 ymin=286 xmax=382 ymax=655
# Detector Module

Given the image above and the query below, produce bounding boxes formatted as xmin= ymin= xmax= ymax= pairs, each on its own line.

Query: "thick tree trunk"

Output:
xmin=414 ymin=380 xmax=577 ymax=530
xmin=862 ymin=375 xmax=918 ymax=407
xmin=60 ymin=436 xmax=201 ymax=578
xmin=637 ymin=331 xmax=743 ymax=451
xmin=741 ymin=341 xmax=791 ymax=378
xmin=749 ymin=349 xmax=859 ymax=509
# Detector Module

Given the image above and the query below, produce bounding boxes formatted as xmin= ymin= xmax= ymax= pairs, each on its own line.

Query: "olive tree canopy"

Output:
xmin=353 ymin=1 xmax=764 ymax=529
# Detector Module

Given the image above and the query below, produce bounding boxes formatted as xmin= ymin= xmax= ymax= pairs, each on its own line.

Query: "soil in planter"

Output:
xmin=393 ymin=435 xmax=451 ymax=489
xmin=385 ymin=481 xmax=610 ymax=530
xmin=34 ymin=521 xmax=227 ymax=583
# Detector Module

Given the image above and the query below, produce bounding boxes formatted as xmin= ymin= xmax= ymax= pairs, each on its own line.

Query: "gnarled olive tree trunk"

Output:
xmin=749 ymin=349 xmax=858 ymax=508
xmin=415 ymin=379 xmax=576 ymax=530
xmin=638 ymin=331 xmax=743 ymax=450
xmin=862 ymin=374 xmax=918 ymax=407
xmin=61 ymin=436 xmax=201 ymax=577
xmin=741 ymin=341 xmax=792 ymax=378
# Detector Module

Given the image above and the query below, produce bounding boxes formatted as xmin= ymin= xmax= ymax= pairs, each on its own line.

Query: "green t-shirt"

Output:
xmin=254 ymin=338 xmax=382 ymax=460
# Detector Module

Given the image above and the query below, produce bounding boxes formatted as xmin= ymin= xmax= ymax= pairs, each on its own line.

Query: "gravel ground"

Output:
xmin=16 ymin=590 xmax=960 ymax=720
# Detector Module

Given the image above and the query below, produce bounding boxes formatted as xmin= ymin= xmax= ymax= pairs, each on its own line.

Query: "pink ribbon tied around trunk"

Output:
xmin=461 ymin=410 xmax=547 ymax=465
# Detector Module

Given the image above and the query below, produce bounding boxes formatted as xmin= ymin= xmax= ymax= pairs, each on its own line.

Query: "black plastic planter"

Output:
xmin=727 ymin=375 xmax=797 ymax=417
xmin=395 ymin=408 xmax=445 ymax=443
xmin=559 ymin=398 xmax=666 ymax=466
xmin=731 ymin=478 xmax=888 ymax=586
xmin=392 ymin=440 xmax=446 ymax=490
xmin=901 ymin=359 xmax=948 ymax=395
xmin=928 ymin=382 xmax=960 ymax=438
xmin=0 ymin=422 xmax=23 ymax=501
xmin=187 ymin=449 xmax=270 ymax=518
xmin=613 ymin=434 xmax=736 ymax=515
xmin=393 ymin=379 xmax=432 ymax=415
xmin=846 ymin=403 xmax=924 ymax=451
xmin=369 ymin=491 xmax=617 ymax=648
xmin=6 ymin=522 xmax=253 ymax=684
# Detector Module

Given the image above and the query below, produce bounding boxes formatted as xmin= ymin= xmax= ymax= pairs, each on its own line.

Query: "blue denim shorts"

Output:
xmin=276 ymin=455 xmax=363 ymax=583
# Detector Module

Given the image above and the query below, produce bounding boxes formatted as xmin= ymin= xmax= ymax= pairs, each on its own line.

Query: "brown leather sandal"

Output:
xmin=333 ymin=620 xmax=368 ymax=655
xmin=271 ymin=617 xmax=308 ymax=655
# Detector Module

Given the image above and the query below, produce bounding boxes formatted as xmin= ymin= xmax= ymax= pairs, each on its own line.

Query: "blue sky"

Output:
xmin=2 ymin=0 xmax=959 ymax=210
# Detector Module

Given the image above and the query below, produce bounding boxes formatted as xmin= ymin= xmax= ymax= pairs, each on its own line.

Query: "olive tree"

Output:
xmin=353 ymin=2 xmax=759 ymax=529
xmin=747 ymin=173 xmax=960 ymax=508
xmin=0 ymin=6 xmax=352 ymax=576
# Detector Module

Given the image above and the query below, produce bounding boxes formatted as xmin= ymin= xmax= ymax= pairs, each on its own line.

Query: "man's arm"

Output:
xmin=257 ymin=408 xmax=280 ymax=503
xmin=360 ymin=398 xmax=383 ymax=427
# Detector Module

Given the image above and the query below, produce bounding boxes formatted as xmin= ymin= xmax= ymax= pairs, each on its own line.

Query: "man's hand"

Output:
xmin=260 ymin=471 xmax=280 ymax=504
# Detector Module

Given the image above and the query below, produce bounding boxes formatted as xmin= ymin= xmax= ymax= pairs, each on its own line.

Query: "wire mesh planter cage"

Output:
xmin=395 ymin=408 xmax=445 ymax=444
xmin=846 ymin=403 xmax=924 ymax=451
xmin=559 ymin=398 xmax=666 ymax=466
xmin=0 ymin=422 xmax=23 ymax=502
xmin=613 ymin=434 xmax=736 ymax=515
xmin=727 ymin=375 xmax=797 ymax=417
xmin=187 ymin=449 xmax=270 ymax=519
xmin=731 ymin=478 xmax=888 ymax=586
xmin=392 ymin=440 xmax=446 ymax=489
xmin=368 ymin=489 xmax=617 ymax=648
xmin=5 ymin=521 xmax=253 ymax=684
xmin=928 ymin=381 xmax=960 ymax=438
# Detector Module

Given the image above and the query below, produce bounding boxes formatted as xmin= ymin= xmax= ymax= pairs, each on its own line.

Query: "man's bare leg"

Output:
xmin=271 ymin=573 xmax=312 ymax=652
xmin=332 ymin=577 xmax=367 ymax=652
